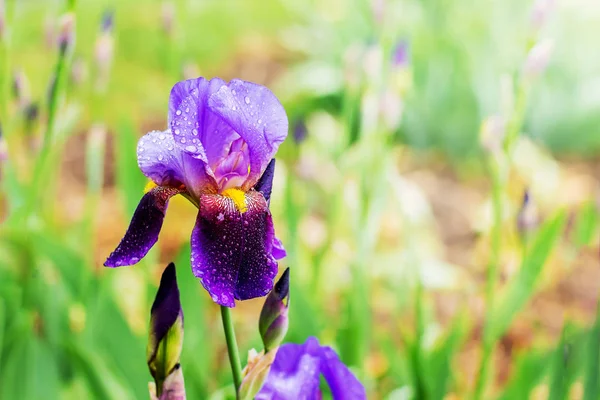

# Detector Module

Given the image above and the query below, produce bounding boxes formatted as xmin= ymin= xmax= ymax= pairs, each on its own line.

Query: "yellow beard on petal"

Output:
xmin=222 ymin=188 xmax=248 ymax=213
xmin=144 ymin=180 xmax=158 ymax=194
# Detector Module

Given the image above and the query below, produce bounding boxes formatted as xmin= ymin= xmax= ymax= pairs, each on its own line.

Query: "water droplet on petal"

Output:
xmin=158 ymin=155 xmax=164 ymax=161
xmin=174 ymin=129 xmax=180 ymax=135
xmin=232 ymin=105 xmax=237 ymax=111
xmin=181 ymin=138 xmax=187 ymax=144
xmin=232 ymin=89 xmax=237 ymax=95
xmin=185 ymin=145 xmax=197 ymax=152
xmin=244 ymin=96 xmax=250 ymax=104
xmin=176 ymin=110 xmax=182 ymax=115
xmin=185 ymin=107 xmax=190 ymax=113
xmin=192 ymin=128 xmax=198 ymax=135
xmin=159 ymin=133 xmax=165 ymax=140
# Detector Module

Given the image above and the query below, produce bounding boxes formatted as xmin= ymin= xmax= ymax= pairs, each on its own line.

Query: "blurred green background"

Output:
xmin=1 ymin=0 xmax=600 ymax=398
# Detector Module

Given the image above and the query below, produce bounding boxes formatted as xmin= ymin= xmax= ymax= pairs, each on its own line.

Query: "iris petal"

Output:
xmin=190 ymin=191 xmax=278 ymax=307
xmin=137 ymin=129 xmax=216 ymax=195
xmin=208 ymin=79 xmax=288 ymax=189
xmin=257 ymin=337 xmax=366 ymax=400
xmin=105 ymin=186 xmax=181 ymax=267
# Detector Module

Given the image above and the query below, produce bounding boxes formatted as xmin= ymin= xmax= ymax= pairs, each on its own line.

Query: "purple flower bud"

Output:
xmin=57 ymin=12 xmax=75 ymax=55
xmin=523 ymin=39 xmax=553 ymax=80
xmin=392 ymin=40 xmax=409 ymax=68
xmin=259 ymin=268 xmax=289 ymax=352
xmin=148 ymin=263 xmax=185 ymax=398
xmin=12 ymin=69 xmax=31 ymax=108
xmin=517 ymin=189 xmax=539 ymax=238
xmin=292 ymin=119 xmax=307 ymax=144
xmin=0 ymin=0 xmax=5 ymax=41
xmin=161 ymin=2 xmax=176 ymax=37
xmin=100 ymin=9 xmax=114 ymax=33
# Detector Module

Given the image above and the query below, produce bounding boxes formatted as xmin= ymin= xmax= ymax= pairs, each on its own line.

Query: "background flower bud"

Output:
xmin=147 ymin=263 xmax=185 ymax=398
xmin=57 ymin=12 xmax=75 ymax=55
xmin=259 ymin=268 xmax=290 ymax=352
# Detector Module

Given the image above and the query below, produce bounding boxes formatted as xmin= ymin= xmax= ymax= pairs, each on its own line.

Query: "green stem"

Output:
xmin=220 ymin=305 xmax=243 ymax=394
xmin=473 ymin=159 xmax=503 ymax=400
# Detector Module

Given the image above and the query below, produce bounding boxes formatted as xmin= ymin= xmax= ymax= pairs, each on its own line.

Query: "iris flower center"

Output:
xmin=222 ymin=188 xmax=248 ymax=213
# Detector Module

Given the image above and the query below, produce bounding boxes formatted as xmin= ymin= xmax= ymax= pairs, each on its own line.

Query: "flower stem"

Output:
xmin=220 ymin=305 xmax=243 ymax=394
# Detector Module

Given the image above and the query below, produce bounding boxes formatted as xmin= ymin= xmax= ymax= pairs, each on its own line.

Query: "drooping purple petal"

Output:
xmin=208 ymin=79 xmax=288 ymax=189
xmin=257 ymin=337 xmax=366 ymax=400
xmin=105 ymin=186 xmax=180 ymax=267
xmin=256 ymin=338 xmax=322 ymax=400
xmin=272 ymin=236 xmax=287 ymax=260
xmin=320 ymin=347 xmax=366 ymax=399
xmin=255 ymin=158 xmax=275 ymax=204
xmin=137 ymin=130 xmax=216 ymax=195
xmin=190 ymin=191 xmax=278 ymax=307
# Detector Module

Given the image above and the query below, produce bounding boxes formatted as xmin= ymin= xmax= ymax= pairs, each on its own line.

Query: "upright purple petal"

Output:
xmin=137 ymin=130 xmax=216 ymax=195
xmin=208 ymin=79 xmax=288 ymax=189
xmin=256 ymin=338 xmax=322 ymax=400
xmin=190 ymin=191 xmax=278 ymax=307
xmin=105 ymin=186 xmax=180 ymax=267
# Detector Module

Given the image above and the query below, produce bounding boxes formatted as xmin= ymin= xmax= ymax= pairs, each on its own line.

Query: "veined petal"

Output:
xmin=320 ymin=347 xmax=366 ymax=399
xmin=257 ymin=337 xmax=366 ymax=400
xmin=105 ymin=186 xmax=181 ymax=267
xmin=190 ymin=191 xmax=278 ymax=307
xmin=256 ymin=338 xmax=322 ymax=400
xmin=208 ymin=79 xmax=288 ymax=189
xmin=137 ymin=129 xmax=216 ymax=195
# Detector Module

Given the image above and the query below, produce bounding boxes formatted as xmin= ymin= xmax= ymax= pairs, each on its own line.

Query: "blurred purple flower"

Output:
xmin=292 ymin=119 xmax=307 ymax=144
xmin=100 ymin=9 xmax=114 ymax=33
xmin=392 ymin=40 xmax=409 ymax=68
xmin=105 ymin=77 xmax=288 ymax=308
xmin=257 ymin=337 xmax=366 ymax=400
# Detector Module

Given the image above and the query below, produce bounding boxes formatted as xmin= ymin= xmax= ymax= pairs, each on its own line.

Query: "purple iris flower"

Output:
xmin=257 ymin=337 xmax=366 ymax=399
xmin=105 ymin=77 xmax=288 ymax=307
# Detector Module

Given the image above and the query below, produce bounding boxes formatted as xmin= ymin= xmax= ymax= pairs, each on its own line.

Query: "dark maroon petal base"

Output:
xmin=190 ymin=191 xmax=278 ymax=307
xmin=105 ymin=186 xmax=180 ymax=267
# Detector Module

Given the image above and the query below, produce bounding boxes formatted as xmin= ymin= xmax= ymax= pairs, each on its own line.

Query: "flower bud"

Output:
xmin=517 ymin=189 xmax=539 ymax=239
xmin=147 ymin=263 xmax=185 ymax=399
xmin=523 ymin=39 xmax=553 ymax=80
xmin=100 ymin=9 xmax=114 ymax=33
xmin=480 ymin=115 xmax=506 ymax=154
xmin=293 ymin=119 xmax=307 ymax=144
xmin=58 ymin=12 xmax=75 ymax=56
xmin=259 ymin=268 xmax=289 ymax=352
xmin=238 ymin=349 xmax=278 ymax=400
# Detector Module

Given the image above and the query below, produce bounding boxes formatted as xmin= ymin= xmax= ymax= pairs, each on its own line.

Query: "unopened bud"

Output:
xmin=238 ymin=349 xmax=278 ymax=400
xmin=161 ymin=2 xmax=176 ymax=37
xmin=101 ymin=9 xmax=114 ymax=33
xmin=58 ymin=12 xmax=75 ymax=55
xmin=531 ymin=0 xmax=555 ymax=31
xmin=293 ymin=119 xmax=307 ymax=144
xmin=517 ymin=190 xmax=539 ymax=238
xmin=259 ymin=268 xmax=289 ymax=352
xmin=480 ymin=115 xmax=506 ymax=154
xmin=12 ymin=69 xmax=31 ymax=108
xmin=523 ymin=39 xmax=553 ymax=80
xmin=147 ymin=263 xmax=185 ymax=399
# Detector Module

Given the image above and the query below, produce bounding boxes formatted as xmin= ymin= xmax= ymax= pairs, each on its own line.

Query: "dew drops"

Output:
xmin=180 ymin=138 xmax=187 ymax=144
xmin=185 ymin=145 xmax=197 ymax=152
xmin=232 ymin=89 xmax=237 ymax=95
xmin=158 ymin=155 xmax=164 ymax=161
xmin=159 ymin=133 xmax=165 ymax=140
xmin=192 ymin=128 xmax=198 ymax=135
xmin=232 ymin=105 xmax=237 ymax=111
xmin=139 ymin=147 xmax=144 ymax=152
xmin=176 ymin=110 xmax=182 ymax=116
xmin=244 ymin=96 xmax=250 ymax=104
xmin=174 ymin=129 xmax=180 ymax=135
xmin=257 ymin=119 xmax=262 ymax=124
xmin=185 ymin=107 xmax=190 ymax=113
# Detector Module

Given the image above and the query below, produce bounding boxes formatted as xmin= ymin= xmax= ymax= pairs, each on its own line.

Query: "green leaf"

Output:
xmin=584 ymin=304 xmax=600 ymax=400
xmin=499 ymin=351 xmax=550 ymax=400
xmin=115 ymin=117 xmax=147 ymax=216
xmin=489 ymin=210 xmax=567 ymax=342
xmin=548 ymin=324 xmax=585 ymax=400
xmin=572 ymin=202 xmax=599 ymax=248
